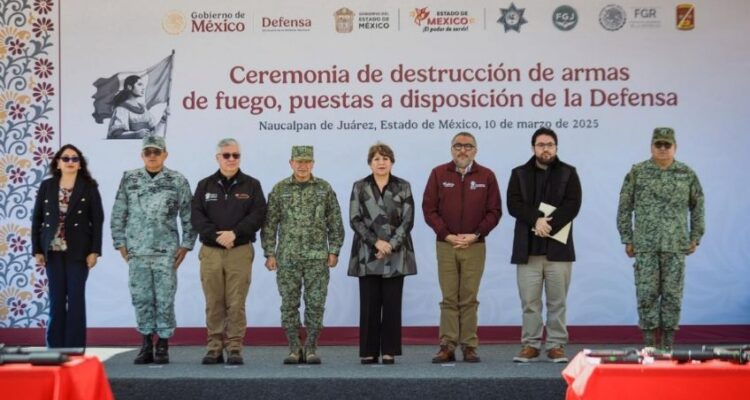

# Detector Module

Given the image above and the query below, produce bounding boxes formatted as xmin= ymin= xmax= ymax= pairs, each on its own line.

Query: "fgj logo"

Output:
xmin=676 ymin=4 xmax=695 ymax=30
xmin=552 ymin=5 xmax=577 ymax=31
xmin=498 ymin=3 xmax=527 ymax=32
xmin=162 ymin=11 xmax=187 ymax=35
xmin=599 ymin=4 xmax=626 ymax=31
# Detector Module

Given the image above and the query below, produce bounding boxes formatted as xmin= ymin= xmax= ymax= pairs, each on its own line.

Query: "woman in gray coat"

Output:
xmin=348 ymin=143 xmax=417 ymax=364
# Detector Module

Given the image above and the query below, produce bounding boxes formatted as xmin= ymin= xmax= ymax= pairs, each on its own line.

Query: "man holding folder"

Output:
xmin=507 ymin=128 xmax=582 ymax=363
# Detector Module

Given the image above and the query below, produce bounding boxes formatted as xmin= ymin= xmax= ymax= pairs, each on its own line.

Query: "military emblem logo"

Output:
xmin=498 ymin=3 xmax=527 ymax=32
xmin=552 ymin=5 xmax=578 ymax=31
xmin=334 ymin=7 xmax=355 ymax=33
xmin=162 ymin=11 xmax=187 ymax=35
xmin=599 ymin=4 xmax=627 ymax=31
xmin=676 ymin=4 xmax=695 ymax=30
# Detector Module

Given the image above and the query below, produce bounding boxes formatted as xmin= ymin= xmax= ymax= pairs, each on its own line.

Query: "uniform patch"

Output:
xmin=235 ymin=193 xmax=250 ymax=199
xmin=205 ymin=192 xmax=219 ymax=202
xmin=442 ymin=181 xmax=455 ymax=188
xmin=470 ymin=181 xmax=486 ymax=190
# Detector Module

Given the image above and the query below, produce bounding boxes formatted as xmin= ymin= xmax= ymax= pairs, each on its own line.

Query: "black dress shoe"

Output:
xmin=382 ymin=355 xmax=395 ymax=365
xmin=360 ymin=356 xmax=378 ymax=364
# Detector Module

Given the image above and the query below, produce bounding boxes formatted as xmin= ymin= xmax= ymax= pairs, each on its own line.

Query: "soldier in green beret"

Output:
xmin=617 ymin=127 xmax=705 ymax=351
xmin=111 ymin=136 xmax=196 ymax=364
xmin=261 ymin=145 xmax=345 ymax=365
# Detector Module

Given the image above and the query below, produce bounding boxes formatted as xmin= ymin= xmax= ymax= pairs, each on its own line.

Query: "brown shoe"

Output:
xmin=513 ymin=346 xmax=540 ymax=363
xmin=462 ymin=346 xmax=481 ymax=363
xmin=547 ymin=347 xmax=568 ymax=363
xmin=431 ymin=345 xmax=456 ymax=364
xmin=201 ymin=350 xmax=224 ymax=365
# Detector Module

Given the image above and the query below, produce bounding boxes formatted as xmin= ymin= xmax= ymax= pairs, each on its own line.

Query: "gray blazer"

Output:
xmin=347 ymin=174 xmax=417 ymax=278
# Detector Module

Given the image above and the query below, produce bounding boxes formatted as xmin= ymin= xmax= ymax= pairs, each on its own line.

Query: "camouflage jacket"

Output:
xmin=261 ymin=175 xmax=344 ymax=261
xmin=617 ymin=159 xmax=704 ymax=253
xmin=111 ymin=167 xmax=196 ymax=256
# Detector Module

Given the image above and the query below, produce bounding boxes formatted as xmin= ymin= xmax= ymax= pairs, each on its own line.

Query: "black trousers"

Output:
xmin=359 ymin=275 xmax=404 ymax=357
xmin=46 ymin=251 xmax=89 ymax=347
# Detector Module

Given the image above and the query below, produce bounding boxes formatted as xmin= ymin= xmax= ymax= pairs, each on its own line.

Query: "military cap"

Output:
xmin=142 ymin=135 xmax=166 ymax=150
xmin=291 ymin=145 xmax=314 ymax=161
xmin=652 ymin=127 xmax=675 ymax=145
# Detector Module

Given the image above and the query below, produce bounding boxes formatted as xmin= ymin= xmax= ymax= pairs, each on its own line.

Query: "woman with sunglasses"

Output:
xmin=348 ymin=142 xmax=417 ymax=365
xmin=32 ymin=144 xmax=104 ymax=347
xmin=107 ymin=75 xmax=168 ymax=139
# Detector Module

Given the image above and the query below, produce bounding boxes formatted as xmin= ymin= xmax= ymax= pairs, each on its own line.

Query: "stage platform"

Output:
xmin=94 ymin=344 xmax=581 ymax=400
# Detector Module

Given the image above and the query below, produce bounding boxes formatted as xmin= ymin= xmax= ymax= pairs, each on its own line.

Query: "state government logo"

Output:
xmin=676 ymin=4 xmax=695 ymax=30
xmin=334 ymin=7 xmax=355 ymax=33
xmin=162 ymin=11 xmax=187 ymax=35
xmin=552 ymin=5 xmax=577 ymax=31
xmin=411 ymin=7 xmax=430 ymax=26
xmin=498 ymin=3 xmax=527 ymax=32
xmin=599 ymin=4 xmax=626 ymax=31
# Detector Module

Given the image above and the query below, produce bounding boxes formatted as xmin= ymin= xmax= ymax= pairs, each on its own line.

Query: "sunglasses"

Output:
xmin=654 ymin=141 xmax=673 ymax=150
xmin=60 ymin=156 xmax=80 ymax=163
xmin=143 ymin=148 xmax=163 ymax=157
xmin=220 ymin=152 xmax=241 ymax=160
xmin=452 ymin=143 xmax=476 ymax=151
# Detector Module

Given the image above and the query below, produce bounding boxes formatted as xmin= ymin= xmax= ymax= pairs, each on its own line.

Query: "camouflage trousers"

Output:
xmin=277 ymin=259 xmax=330 ymax=351
xmin=634 ymin=252 xmax=685 ymax=330
xmin=128 ymin=255 xmax=177 ymax=338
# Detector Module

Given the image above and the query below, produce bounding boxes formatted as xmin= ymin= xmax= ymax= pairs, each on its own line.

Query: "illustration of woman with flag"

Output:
xmin=106 ymin=75 xmax=168 ymax=139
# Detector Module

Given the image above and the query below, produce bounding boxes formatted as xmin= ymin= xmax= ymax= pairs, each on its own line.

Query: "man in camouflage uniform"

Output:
xmin=111 ymin=136 xmax=196 ymax=364
xmin=261 ymin=145 xmax=344 ymax=365
xmin=617 ymin=127 xmax=704 ymax=351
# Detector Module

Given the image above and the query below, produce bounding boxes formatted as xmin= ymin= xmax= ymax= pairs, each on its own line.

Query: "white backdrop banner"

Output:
xmin=49 ymin=0 xmax=749 ymax=328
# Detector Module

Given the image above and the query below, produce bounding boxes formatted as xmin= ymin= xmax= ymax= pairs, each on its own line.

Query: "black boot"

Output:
xmin=134 ymin=334 xmax=154 ymax=364
xmin=154 ymin=338 xmax=170 ymax=364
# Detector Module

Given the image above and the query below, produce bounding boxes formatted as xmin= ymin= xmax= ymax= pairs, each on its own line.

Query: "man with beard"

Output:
xmin=507 ymin=128 xmax=582 ymax=363
xmin=422 ymin=132 xmax=502 ymax=363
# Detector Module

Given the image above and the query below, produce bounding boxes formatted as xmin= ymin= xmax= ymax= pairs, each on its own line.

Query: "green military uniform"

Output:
xmin=111 ymin=137 xmax=196 ymax=338
xmin=261 ymin=146 xmax=344 ymax=356
xmin=617 ymin=128 xmax=705 ymax=343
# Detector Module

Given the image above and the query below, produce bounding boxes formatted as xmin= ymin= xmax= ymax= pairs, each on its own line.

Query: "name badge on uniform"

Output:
xmin=442 ymin=182 xmax=455 ymax=188
xmin=235 ymin=193 xmax=250 ymax=200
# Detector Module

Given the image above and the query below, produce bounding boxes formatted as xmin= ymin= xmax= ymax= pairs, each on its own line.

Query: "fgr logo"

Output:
xmin=552 ymin=5 xmax=577 ymax=31
xmin=630 ymin=7 xmax=661 ymax=29
xmin=162 ymin=11 xmax=187 ymax=35
xmin=599 ymin=4 xmax=626 ymax=31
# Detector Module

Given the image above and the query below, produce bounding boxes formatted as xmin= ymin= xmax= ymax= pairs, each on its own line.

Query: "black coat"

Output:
xmin=31 ymin=176 xmax=104 ymax=260
xmin=191 ymin=169 xmax=267 ymax=247
xmin=507 ymin=156 xmax=582 ymax=264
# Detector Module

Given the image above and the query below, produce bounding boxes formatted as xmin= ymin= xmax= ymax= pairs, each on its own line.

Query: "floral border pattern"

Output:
xmin=0 ymin=0 xmax=57 ymax=328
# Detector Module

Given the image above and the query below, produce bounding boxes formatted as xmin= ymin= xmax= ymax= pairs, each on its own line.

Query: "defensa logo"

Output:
xmin=260 ymin=16 xmax=312 ymax=32
xmin=162 ymin=11 xmax=187 ymax=35
xmin=552 ymin=5 xmax=577 ymax=31
xmin=191 ymin=11 xmax=247 ymax=33
xmin=498 ymin=3 xmax=527 ymax=32
xmin=599 ymin=4 xmax=626 ymax=31
xmin=334 ymin=7 xmax=355 ymax=33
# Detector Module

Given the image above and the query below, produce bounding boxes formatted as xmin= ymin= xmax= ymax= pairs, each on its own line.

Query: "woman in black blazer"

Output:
xmin=31 ymin=144 xmax=104 ymax=347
